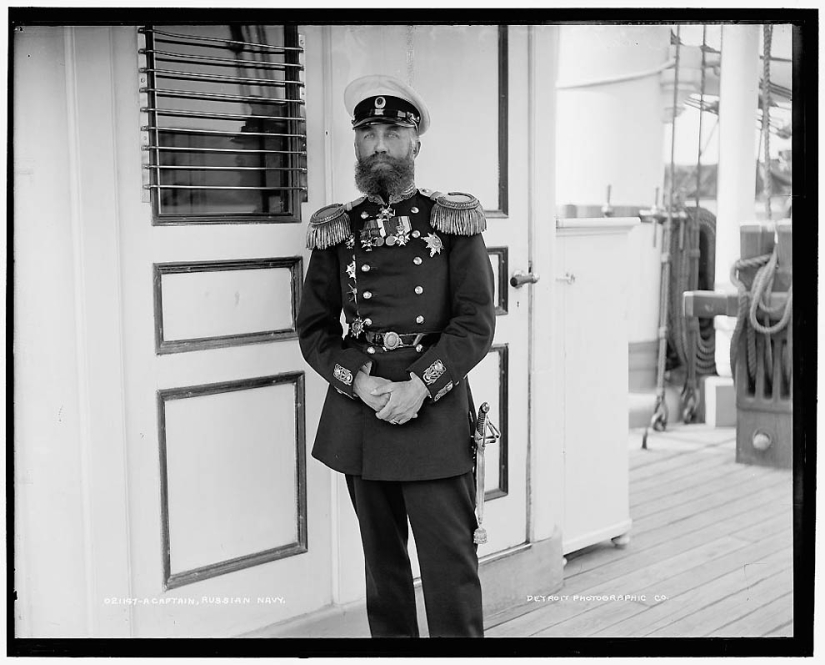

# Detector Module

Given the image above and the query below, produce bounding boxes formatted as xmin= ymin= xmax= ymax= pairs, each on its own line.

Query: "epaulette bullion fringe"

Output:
xmin=306 ymin=201 xmax=358 ymax=250
xmin=428 ymin=192 xmax=487 ymax=236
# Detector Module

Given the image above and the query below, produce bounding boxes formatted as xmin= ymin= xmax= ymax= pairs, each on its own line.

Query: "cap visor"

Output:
xmin=352 ymin=117 xmax=416 ymax=129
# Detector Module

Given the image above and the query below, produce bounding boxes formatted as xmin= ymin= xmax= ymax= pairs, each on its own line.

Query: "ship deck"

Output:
xmin=487 ymin=424 xmax=794 ymax=639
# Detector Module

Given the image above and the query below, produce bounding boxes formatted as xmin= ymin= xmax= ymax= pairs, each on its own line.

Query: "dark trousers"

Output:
xmin=345 ymin=471 xmax=484 ymax=638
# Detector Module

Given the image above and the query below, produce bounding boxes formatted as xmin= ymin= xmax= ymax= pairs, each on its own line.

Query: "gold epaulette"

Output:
xmin=426 ymin=191 xmax=487 ymax=236
xmin=305 ymin=196 xmax=366 ymax=250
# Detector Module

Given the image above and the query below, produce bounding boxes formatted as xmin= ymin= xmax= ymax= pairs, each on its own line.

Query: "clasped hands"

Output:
xmin=354 ymin=362 xmax=429 ymax=425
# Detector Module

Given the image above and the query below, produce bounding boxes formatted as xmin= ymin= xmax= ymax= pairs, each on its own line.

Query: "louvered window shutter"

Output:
xmin=139 ymin=25 xmax=307 ymax=223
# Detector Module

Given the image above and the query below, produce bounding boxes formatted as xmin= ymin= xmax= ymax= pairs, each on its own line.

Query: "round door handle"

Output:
xmin=510 ymin=270 xmax=541 ymax=288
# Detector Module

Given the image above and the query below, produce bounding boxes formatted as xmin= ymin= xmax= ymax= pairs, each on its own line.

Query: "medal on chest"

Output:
xmin=359 ymin=205 xmax=412 ymax=251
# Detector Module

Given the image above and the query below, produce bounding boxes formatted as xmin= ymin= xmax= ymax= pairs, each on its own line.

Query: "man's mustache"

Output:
xmin=361 ymin=153 xmax=403 ymax=166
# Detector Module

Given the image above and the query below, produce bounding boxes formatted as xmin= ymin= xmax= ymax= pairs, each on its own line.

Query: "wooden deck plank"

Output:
xmin=489 ymin=517 xmax=792 ymax=638
xmin=642 ymin=554 xmax=793 ymax=637
xmin=630 ymin=465 xmax=785 ymax=521
xmin=630 ymin=452 xmax=734 ymax=495
xmin=634 ymin=425 xmax=737 ymax=447
xmin=630 ymin=452 xmax=786 ymax=506
xmin=630 ymin=471 xmax=790 ymax=539
xmin=630 ymin=445 xmax=732 ymax=483
xmin=587 ymin=532 xmax=792 ymax=637
xmin=644 ymin=428 xmax=736 ymax=446
xmin=628 ymin=429 xmax=735 ymax=472
xmin=645 ymin=573 xmax=790 ymax=637
xmin=763 ymin=620 xmax=794 ymax=637
xmin=487 ymin=535 xmax=747 ymax=637
xmin=595 ymin=548 xmax=791 ymax=638
xmin=629 ymin=445 xmax=727 ymax=478
xmin=707 ymin=592 xmax=794 ymax=637
xmin=491 ymin=425 xmax=793 ymax=639
xmin=563 ymin=476 xmax=790 ymax=582
xmin=525 ymin=528 xmax=794 ymax=638
xmin=495 ymin=537 xmax=785 ymax=637
xmin=730 ymin=505 xmax=794 ymax=543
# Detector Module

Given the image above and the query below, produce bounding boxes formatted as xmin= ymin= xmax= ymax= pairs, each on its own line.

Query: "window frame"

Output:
xmin=139 ymin=24 xmax=307 ymax=225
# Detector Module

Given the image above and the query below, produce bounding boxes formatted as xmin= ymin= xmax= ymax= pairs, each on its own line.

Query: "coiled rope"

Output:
xmin=667 ymin=26 xmax=717 ymax=384
xmin=668 ymin=206 xmax=717 ymax=376
xmin=729 ymin=247 xmax=792 ymax=384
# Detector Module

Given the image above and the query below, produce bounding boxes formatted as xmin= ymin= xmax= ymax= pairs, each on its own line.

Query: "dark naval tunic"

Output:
xmin=297 ymin=185 xmax=496 ymax=481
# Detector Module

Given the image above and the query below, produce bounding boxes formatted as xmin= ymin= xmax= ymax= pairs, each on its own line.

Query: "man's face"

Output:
xmin=354 ymin=123 xmax=419 ymax=165
xmin=353 ymin=122 xmax=419 ymax=196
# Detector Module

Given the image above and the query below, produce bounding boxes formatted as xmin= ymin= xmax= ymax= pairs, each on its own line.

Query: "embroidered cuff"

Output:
xmin=330 ymin=348 xmax=372 ymax=398
xmin=334 ymin=364 xmax=353 ymax=386
xmin=408 ymin=352 xmax=455 ymax=401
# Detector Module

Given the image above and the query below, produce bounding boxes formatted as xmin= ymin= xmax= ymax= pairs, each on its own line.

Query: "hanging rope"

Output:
xmin=728 ymin=25 xmax=792 ymax=392
xmin=669 ymin=25 xmax=716 ymax=393
xmin=688 ymin=27 xmax=718 ymax=378
xmin=669 ymin=206 xmax=717 ymax=375
xmin=645 ymin=25 xmax=682 ymax=443
xmin=762 ymin=25 xmax=773 ymax=221
xmin=405 ymin=25 xmax=416 ymax=87
xmin=694 ymin=26 xmax=707 ymax=217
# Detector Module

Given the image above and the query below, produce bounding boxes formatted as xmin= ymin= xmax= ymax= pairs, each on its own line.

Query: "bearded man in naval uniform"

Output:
xmin=297 ymin=74 xmax=495 ymax=638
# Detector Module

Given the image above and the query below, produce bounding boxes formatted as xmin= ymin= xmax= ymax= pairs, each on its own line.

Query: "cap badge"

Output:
xmin=374 ymin=96 xmax=386 ymax=109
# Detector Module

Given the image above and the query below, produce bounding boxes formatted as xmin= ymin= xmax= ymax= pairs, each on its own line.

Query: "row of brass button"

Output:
xmin=361 ymin=256 xmax=425 ymax=273
xmin=362 ymin=287 xmax=424 ymax=299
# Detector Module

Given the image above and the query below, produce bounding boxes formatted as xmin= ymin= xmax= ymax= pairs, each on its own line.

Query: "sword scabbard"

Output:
xmin=473 ymin=403 xmax=491 ymax=544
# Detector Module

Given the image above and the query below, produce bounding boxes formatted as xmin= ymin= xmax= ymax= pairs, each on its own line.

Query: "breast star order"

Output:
xmin=424 ymin=233 xmax=443 ymax=257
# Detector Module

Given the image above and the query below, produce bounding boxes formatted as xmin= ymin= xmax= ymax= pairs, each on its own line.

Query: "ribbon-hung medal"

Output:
xmin=360 ymin=206 xmax=412 ymax=250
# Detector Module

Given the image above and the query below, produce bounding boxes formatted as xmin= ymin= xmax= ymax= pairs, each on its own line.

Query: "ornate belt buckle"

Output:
xmin=382 ymin=331 xmax=402 ymax=351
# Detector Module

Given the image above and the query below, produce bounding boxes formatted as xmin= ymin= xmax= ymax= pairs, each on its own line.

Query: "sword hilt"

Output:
xmin=475 ymin=402 xmax=490 ymax=442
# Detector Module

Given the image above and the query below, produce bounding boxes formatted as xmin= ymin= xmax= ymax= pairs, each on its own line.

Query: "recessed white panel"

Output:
xmin=161 ymin=268 xmax=293 ymax=341
xmin=164 ymin=383 xmax=298 ymax=573
xmin=489 ymin=253 xmax=500 ymax=309
xmin=413 ymin=26 xmax=500 ymax=210
xmin=468 ymin=350 xmax=503 ymax=492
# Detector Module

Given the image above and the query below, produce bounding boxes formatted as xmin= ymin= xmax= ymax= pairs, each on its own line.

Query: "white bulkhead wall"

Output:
xmin=555 ymin=25 xmax=672 ymax=348
xmin=555 ymin=24 xmax=670 ymax=208
xmin=14 ymin=25 xmax=90 ymax=637
xmin=14 ymin=26 xmax=132 ymax=637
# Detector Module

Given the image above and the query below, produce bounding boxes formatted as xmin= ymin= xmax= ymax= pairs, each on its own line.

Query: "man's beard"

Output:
xmin=354 ymin=151 xmax=415 ymax=198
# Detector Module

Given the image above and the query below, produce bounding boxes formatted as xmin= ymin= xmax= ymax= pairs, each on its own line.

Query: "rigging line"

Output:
xmin=673 ymin=119 xmax=719 ymax=200
xmin=762 ymin=25 xmax=774 ymax=221
xmin=406 ymin=25 xmax=416 ymax=87
xmin=694 ymin=24 xmax=707 ymax=214
xmin=557 ymin=58 xmax=676 ymax=89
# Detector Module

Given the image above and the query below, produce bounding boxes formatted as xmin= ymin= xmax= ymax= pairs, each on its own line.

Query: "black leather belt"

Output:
xmin=363 ymin=331 xmax=439 ymax=351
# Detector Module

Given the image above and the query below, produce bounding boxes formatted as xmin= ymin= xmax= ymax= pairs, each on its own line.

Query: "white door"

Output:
xmin=463 ymin=26 xmax=532 ymax=558
xmin=324 ymin=25 xmax=533 ymax=569
xmin=112 ymin=23 xmax=333 ymax=637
